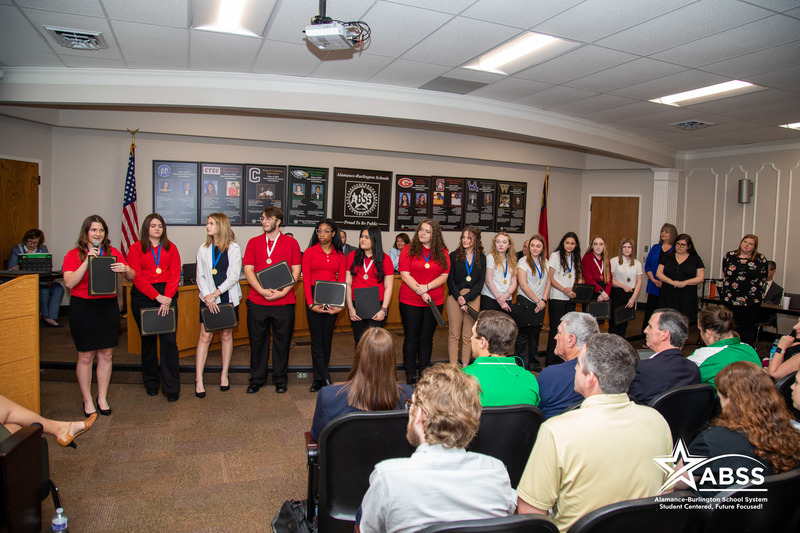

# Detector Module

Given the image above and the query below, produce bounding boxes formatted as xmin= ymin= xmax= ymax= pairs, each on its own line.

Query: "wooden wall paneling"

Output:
xmin=0 ymin=276 xmax=40 ymax=413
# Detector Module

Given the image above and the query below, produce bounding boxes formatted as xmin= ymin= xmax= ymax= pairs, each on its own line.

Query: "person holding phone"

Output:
xmin=127 ymin=214 xmax=182 ymax=402
xmin=303 ymin=219 xmax=347 ymax=392
xmin=63 ymin=215 xmax=134 ymax=417
xmin=345 ymin=227 xmax=394 ymax=346
xmin=767 ymin=317 xmax=800 ymax=380
xmin=194 ymin=213 xmax=242 ymax=398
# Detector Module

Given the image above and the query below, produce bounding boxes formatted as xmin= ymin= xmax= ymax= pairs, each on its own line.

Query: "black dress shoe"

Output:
xmin=406 ymin=375 xmax=417 ymax=386
xmin=96 ymin=396 xmax=112 ymax=416
xmin=195 ymin=391 xmax=206 ymax=399
xmin=246 ymin=384 xmax=261 ymax=394
xmin=309 ymin=380 xmax=325 ymax=393
xmin=220 ymin=384 xmax=230 ymax=392
xmin=275 ymin=383 xmax=287 ymax=394
xmin=146 ymin=388 xmax=158 ymax=397
xmin=167 ymin=393 xmax=179 ymax=402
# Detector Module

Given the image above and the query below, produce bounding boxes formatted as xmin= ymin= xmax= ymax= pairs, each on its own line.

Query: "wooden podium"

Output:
xmin=0 ymin=275 xmax=40 ymax=413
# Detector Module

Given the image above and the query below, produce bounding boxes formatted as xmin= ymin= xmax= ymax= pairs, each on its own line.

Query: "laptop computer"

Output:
xmin=18 ymin=253 xmax=52 ymax=272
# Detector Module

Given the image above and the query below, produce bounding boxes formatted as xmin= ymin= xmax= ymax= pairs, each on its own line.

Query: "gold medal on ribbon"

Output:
xmin=266 ymin=258 xmax=272 ymax=265
xmin=425 ymin=263 xmax=430 ymax=269
xmin=211 ymin=268 xmax=218 ymax=275
xmin=465 ymin=276 xmax=471 ymax=282
xmin=363 ymin=274 xmax=369 ymax=280
xmin=568 ymin=274 xmax=572 ymax=278
xmin=503 ymin=279 xmax=508 ymax=285
xmin=155 ymin=267 xmax=162 ymax=274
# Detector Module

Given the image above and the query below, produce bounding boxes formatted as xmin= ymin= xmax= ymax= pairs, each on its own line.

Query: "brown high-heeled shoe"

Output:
xmin=57 ymin=413 xmax=98 ymax=448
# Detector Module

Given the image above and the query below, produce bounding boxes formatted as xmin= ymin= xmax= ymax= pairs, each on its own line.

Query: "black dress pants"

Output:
xmin=247 ymin=301 xmax=295 ymax=386
xmin=399 ymin=302 xmax=441 ymax=379
xmin=131 ymin=285 xmax=179 ymax=394
xmin=306 ymin=307 xmax=338 ymax=381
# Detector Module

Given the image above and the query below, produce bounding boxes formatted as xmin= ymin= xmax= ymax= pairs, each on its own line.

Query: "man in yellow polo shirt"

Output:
xmin=516 ymin=333 xmax=672 ymax=532
xmin=464 ymin=310 xmax=539 ymax=406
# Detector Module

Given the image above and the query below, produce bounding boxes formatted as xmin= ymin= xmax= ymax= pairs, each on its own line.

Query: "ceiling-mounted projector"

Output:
xmin=304 ymin=21 xmax=354 ymax=50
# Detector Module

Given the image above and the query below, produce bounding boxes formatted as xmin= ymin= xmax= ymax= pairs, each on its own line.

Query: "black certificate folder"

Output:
xmin=255 ymin=260 xmax=295 ymax=291
xmin=354 ymin=286 xmax=380 ymax=319
xmin=568 ymin=283 xmax=594 ymax=304
xmin=201 ymin=303 xmax=238 ymax=332
xmin=88 ymin=256 xmax=117 ymax=296
xmin=313 ymin=281 xmax=347 ymax=308
xmin=140 ymin=308 xmax=176 ymax=336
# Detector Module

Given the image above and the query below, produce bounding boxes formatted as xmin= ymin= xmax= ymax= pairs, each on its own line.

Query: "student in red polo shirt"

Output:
xmin=243 ymin=207 xmax=301 ymax=394
xmin=128 ymin=214 xmax=182 ymax=402
xmin=303 ymin=219 xmax=347 ymax=392
xmin=398 ymin=219 xmax=450 ymax=384
xmin=345 ymin=226 xmax=394 ymax=345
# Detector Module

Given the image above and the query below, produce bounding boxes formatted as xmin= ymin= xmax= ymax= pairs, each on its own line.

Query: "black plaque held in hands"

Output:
xmin=508 ymin=300 xmax=545 ymax=327
xmin=428 ymin=299 xmax=446 ymax=328
xmin=201 ymin=303 xmax=238 ymax=332
xmin=140 ymin=307 xmax=177 ymax=336
xmin=88 ymin=255 xmax=117 ymax=296
xmin=568 ymin=283 xmax=594 ymax=304
xmin=353 ymin=286 xmax=381 ymax=319
xmin=466 ymin=306 xmax=480 ymax=320
xmin=313 ymin=281 xmax=347 ymax=308
xmin=255 ymin=260 xmax=295 ymax=291
xmin=587 ymin=301 xmax=610 ymax=320
xmin=614 ymin=306 xmax=636 ymax=324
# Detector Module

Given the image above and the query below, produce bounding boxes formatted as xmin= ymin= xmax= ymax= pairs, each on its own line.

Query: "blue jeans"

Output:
xmin=40 ymin=282 xmax=64 ymax=320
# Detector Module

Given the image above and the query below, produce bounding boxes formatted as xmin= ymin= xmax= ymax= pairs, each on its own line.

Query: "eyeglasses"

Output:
xmin=675 ymin=242 xmax=688 ymax=247
xmin=260 ymin=216 xmax=277 ymax=222
xmin=25 ymin=239 xmax=40 ymax=246
xmin=316 ymin=228 xmax=333 ymax=234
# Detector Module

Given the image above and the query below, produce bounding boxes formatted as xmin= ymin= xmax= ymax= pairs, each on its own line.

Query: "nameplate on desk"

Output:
xmin=313 ymin=281 xmax=347 ymax=308
xmin=88 ymin=256 xmax=117 ymax=296
xmin=140 ymin=307 xmax=176 ymax=336
xmin=255 ymin=260 xmax=295 ymax=291
xmin=354 ymin=286 xmax=380 ymax=319
xmin=201 ymin=303 xmax=238 ymax=332
xmin=568 ymin=284 xmax=594 ymax=304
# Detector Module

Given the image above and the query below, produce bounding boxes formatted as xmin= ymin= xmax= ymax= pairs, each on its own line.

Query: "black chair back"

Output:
xmin=648 ymin=384 xmax=715 ymax=444
xmin=468 ymin=405 xmax=545 ymax=487
xmin=704 ymin=468 xmax=800 ymax=533
xmin=420 ymin=514 xmax=559 ymax=533
xmin=317 ymin=410 xmax=415 ymax=533
xmin=0 ymin=425 xmax=43 ymax=533
xmin=568 ymin=492 xmax=703 ymax=533
xmin=775 ymin=371 xmax=800 ymax=420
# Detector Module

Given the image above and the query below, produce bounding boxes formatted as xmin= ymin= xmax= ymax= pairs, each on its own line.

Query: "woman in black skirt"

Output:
xmin=127 ymin=214 xmax=182 ymax=401
xmin=63 ymin=215 xmax=134 ymax=417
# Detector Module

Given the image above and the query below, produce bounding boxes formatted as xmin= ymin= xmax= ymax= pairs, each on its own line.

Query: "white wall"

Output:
xmin=678 ymin=142 xmax=800 ymax=292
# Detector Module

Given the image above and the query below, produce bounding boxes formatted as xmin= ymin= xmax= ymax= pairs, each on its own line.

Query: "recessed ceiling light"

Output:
xmin=649 ymin=80 xmax=763 ymax=107
xmin=192 ymin=0 xmax=276 ymax=38
xmin=463 ymin=32 xmax=579 ymax=76
xmin=779 ymin=123 xmax=800 ymax=131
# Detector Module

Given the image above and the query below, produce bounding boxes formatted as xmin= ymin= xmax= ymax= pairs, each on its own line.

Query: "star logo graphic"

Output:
xmin=653 ymin=439 xmax=706 ymax=493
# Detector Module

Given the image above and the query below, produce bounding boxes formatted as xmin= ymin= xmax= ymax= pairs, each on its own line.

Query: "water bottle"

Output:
xmin=51 ymin=507 xmax=68 ymax=532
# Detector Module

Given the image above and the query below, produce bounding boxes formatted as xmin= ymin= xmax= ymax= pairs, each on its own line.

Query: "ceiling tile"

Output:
xmin=548 ymin=93 xmax=638 ymax=116
xmin=359 ymin=2 xmax=452 ymax=57
xmin=401 ymin=16 xmax=521 ymax=67
xmin=680 ymin=87 xmax=796 ymax=114
xmin=0 ymin=47 xmax=64 ymax=67
xmin=389 ymin=0 xmax=478 ymax=14
xmin=0 ymin=4 xmax=51 ymax=54
xmin=59 ymin=55 xmax=126 ymax=68
xmin=103 ymin=0 xmax=188 ymax=27
xmin=189 ymin=30 xmax=262 ymax=71
xmin=513 ymin=85 xmax=597 ymax=110
xmin=746 ymin=64 xmax=800 ymax=88
xmin=252 ymin=40 xmax=323 ymax=77
xmin=112 ymin=21 xmax=188 ymax=67
xmin=740 ymin=0 xmax=800 ymax=12
xmin=470 ymin=76 xmax=551 ymax=102
xmin=611 ymin=69 xmax=729 ymax=100
xmin=698 ymin=40 xmax=800 ymax=78
xmin=565 ymin=57 xmax=685 ymax=93
xmin=310 ymin=52 xmax=394 ymax=82
xmin=14 ymin=0 xmax=104 ymax=17
xmin=581 ymin=101 xmax=666 ymax=122
xmin=514 ymin=45 xmax=637 ymax=84
xmin=367 ymin=58 xmax=450 ymax=87
xmin=462 ymin=0 xmax=582 ymax=29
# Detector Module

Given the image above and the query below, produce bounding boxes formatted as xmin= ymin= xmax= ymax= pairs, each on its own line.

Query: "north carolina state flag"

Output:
xmin=538 ymin=172 xmax=549 ymax=256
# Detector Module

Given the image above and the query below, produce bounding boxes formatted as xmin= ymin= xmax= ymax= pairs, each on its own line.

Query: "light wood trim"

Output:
xmin=0 ymin=275 xmax=40 ymax=413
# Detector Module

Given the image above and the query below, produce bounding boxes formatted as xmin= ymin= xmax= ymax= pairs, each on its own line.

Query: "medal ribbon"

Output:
xmin=212 ymin=245 xmax=223 ymax=273
xmin=150 ymin=244 xmax=161 ymax=269
xmin=265 ymin=232 xmax=279 ymax=261
xmin=594 ymin=256 xmax=603 ymax=274
xmin=533 ymin=257 xmax=543 ymax=279
xmin=422 ymin=248 xmax=431 ymax=267
xmin=465 ymin=253 xmax=474 ymax=279
xmin=567 ymin=256 xmax=573 ymax=276
xmin=363 ymin=256 xmax=374 ymax=277
xmin=503 ymin=258 xmax=508 ymax=280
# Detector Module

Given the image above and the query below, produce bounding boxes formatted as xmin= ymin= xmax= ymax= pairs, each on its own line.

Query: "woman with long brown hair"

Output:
xmin=309 ymin=327 xmax=412 ymax=440
xmin=63 ymin=215 xmax=134 ymax=417
xmin=195 ymin=213 xmax=241 ymax=397
xmin=642 ymin=223 xmax=677 ymax=334
xmin=446 ymin=226 xmax=486 ymax=367
xmin=657 ymin=233 xmax=705 ymax=322
xmin=687 ymin=361 xmax=800 ymax=494
xmin=545 ymin=232 xmax=582 ymax=366
xmin=515 ymin=234 xmax=550 ymax=371
xmin=398 ymin=219 xmax=450 ymax=384
xmin=582 ymin=235 xmax=611 ymax=304
xmin=721 ymin=234 xmax=768 ymax=346
xmin=128 ymin=213 xmax=182 ymax=401
xmin=609 ymin=238 xmax=643 ymax=338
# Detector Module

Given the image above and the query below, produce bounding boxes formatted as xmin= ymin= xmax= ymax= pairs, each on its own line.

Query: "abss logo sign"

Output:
xmin=347 ymin=183 xmax=378 ymax=217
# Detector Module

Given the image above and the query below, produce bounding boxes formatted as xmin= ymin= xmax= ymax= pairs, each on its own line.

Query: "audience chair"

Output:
xmin=419 ymin=514 xmax=559 ymax=533
xmin=306 ymin=410 xmax=415 ymax=533
xmin=467 ymin=405 xmax=545 ymax=487
xmin=775 ymin=371 xmax=799 ymax=420
xmin=704 ymin=468 xmax=800 ymax=533
xmin=567 ymin=491 xmax=703 ymax=533
xmin=648 ymin=384 xmax=715 ymax=444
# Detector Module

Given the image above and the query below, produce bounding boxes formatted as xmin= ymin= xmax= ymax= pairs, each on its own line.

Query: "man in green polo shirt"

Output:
xmin=464 ymin=310 xmax=540 ymax=406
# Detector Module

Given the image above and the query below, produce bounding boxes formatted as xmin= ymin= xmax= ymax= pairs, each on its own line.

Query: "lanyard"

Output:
xmin=533 ymin=257 xmax=543 ymax=279
xmin=594 ymin=256 xmax=603 ymax=274
xmin=212 ymin=246 xmax=223 ymax=272
xmin=363 ymin=256 xmax=374 ymax=276
xmin=422 ymin=247 xmax=431 ymax=269
xmin=150 ymin=244 xmax=161 ymax=269
xmin=265 ymin=232 xmax=280 ymax=263
xmin=465 ymin=253 xmax=474 ymax=278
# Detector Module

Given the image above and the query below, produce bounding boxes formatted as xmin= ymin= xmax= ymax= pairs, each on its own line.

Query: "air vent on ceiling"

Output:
xmin=44 ymin=26 xmax=108 ymax=50
xmin=671 ymin=120 xmax=714 ymax=131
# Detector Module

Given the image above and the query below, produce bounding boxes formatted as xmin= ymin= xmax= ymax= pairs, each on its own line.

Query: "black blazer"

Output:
xmin=764 ymin=281 xmax=783 ymax=305
xmin=628 ymin=348 xmax=701 ymax=405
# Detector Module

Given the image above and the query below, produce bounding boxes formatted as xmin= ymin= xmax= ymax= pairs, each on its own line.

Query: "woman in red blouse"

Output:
xmin=398 ymin=219 xmax=450 ymax=384
xmin=345 ymin=226 xmax=394 ymax=345
xmin=302 ymin=218 xmax=347 ymax=392
xmin=582 ymin=235 xmax=612 ymax=304
xmin=63 ymin=215 xmax=134 ymax=417
xmin=127 ymin=214 xmax=182 ymax=402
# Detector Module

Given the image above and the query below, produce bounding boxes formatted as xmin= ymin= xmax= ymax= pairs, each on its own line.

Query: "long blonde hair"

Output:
xmin=204 ymin=213 xmax=235 ymax=251
xmin=491 ymin=232 xmax=517 ymax=276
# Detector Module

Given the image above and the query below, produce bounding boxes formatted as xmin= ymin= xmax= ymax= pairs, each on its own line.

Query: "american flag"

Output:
xmin=121 ymin=142 xmax=138 ymax=257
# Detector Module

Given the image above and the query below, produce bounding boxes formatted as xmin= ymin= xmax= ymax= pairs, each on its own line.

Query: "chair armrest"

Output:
xmin=304 ymin=431 xmax=319 ymax=523
xmin=305 ymin=431 xmax=318 ymax=464
xmin=1 ymin=425 xmax=44 ymax=532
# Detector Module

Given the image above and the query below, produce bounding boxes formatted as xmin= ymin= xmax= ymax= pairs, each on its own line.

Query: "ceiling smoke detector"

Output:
xmin=44 ymin=26 xmax=108 ymax=50
xmin=671 ymin=120 xmax=714 ymax=131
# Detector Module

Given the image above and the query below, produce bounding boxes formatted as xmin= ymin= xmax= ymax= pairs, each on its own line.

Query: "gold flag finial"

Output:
xmin=126 ymin=128 xmax=139 ymax=144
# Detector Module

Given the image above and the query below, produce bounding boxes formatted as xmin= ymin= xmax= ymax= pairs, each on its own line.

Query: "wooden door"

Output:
xmin=0 ymin=159 xmax=39 ymax=268
xmin=589 ymin=197 xmax=640 ymax=256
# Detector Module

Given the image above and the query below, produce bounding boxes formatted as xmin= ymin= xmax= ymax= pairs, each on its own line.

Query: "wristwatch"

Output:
xmin=775 ymin=347 xmax=784 ymax=355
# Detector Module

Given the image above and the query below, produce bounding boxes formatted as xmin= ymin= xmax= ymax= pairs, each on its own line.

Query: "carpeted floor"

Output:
xmin=36 ymin=310 xmax=753 ymax=531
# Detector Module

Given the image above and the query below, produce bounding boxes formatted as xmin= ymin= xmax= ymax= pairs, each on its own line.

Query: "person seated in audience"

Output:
xmin=628 ymin=308 xmax=700 ymax=404
xmin=517 ymin=333 xmax=672 ymax=532
xmin=687 ymin=306 xmax=761 ymax=389
xmin=767 ymin=316 xmax=800 ymax=380
xmin=791 ymin=373 xmax=800 ymax=432
xmin=0 ymin=394 xmax=96 ymax=448
xmin=537 ymin=312 xmax=598 ymax=418
xmin=464 ymin=310 xmax=539 ymax=407
xmin=762 ymin=260 xmax=783 ymax=305
xmin=684 ymin=361 xmax=800 ymax=495
xmin=357 ymin=364 xmax=516 ymax=533
xmin=309 ymin=328 xmax=412 ymax=441
xmin=8 ymin=228 xmax=64 ymax=327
